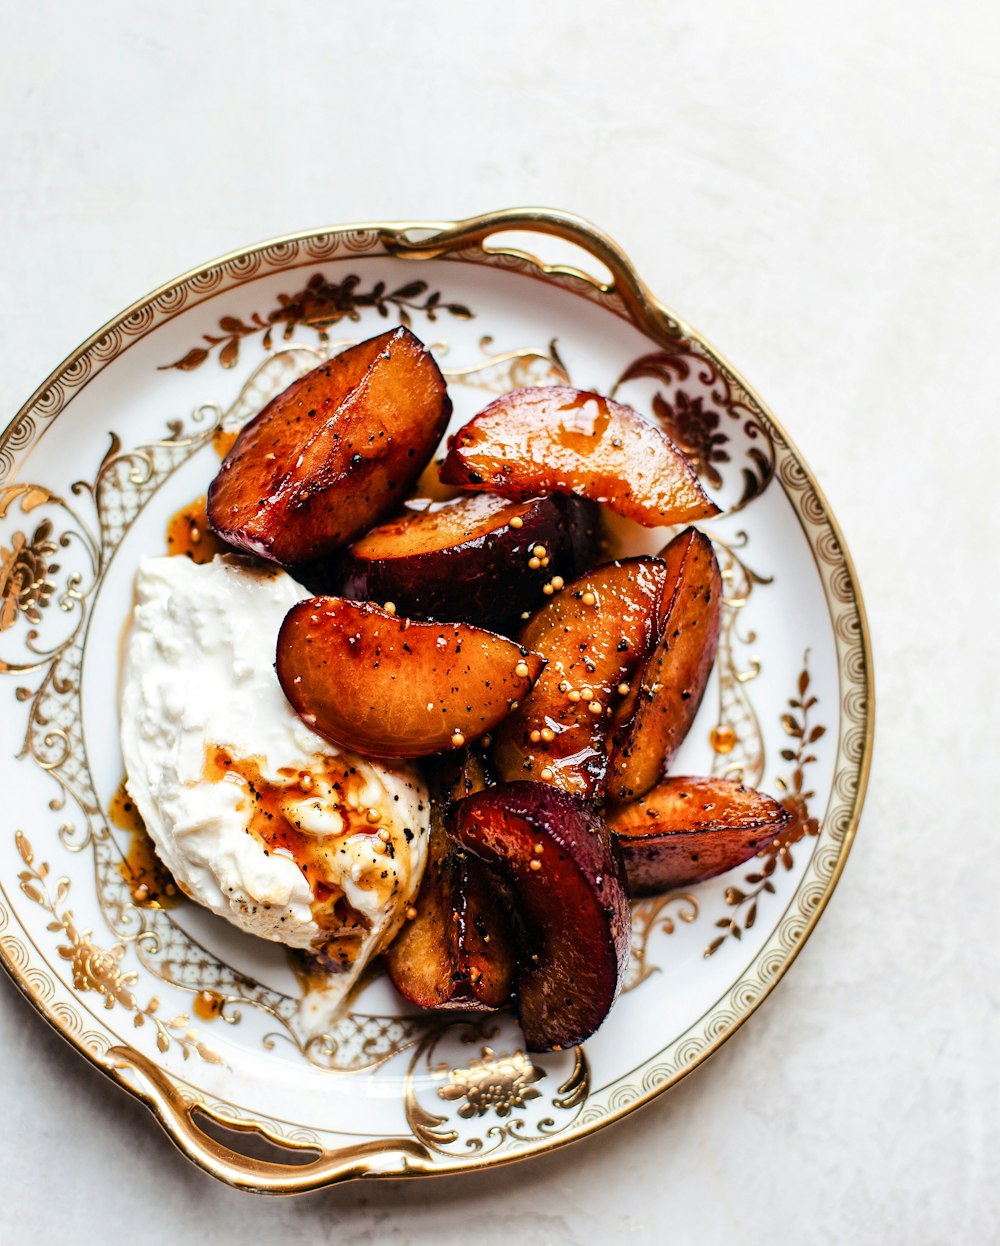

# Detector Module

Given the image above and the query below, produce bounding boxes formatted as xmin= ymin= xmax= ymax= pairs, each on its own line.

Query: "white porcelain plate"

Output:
xmin=0 ymin=211 xmax=872 ymax=1192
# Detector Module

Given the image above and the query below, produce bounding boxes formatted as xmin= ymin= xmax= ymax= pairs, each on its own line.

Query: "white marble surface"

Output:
xmin=1 ymin=1 xmax=997 ymax=1242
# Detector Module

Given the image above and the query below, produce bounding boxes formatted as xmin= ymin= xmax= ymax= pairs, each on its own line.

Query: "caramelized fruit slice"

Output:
xmin=333 ymin=493 xmax=600 ymax=629
xmin=387 ymin=749 xmax=515 ymax=1011
xmin=276 ymin=597 xmax=544 ymax=758
xmin=439 ymin=385 xmax=719 ymax=527
xmin=208 ymin=328 xmax=451 ymax=564
xmin=607 ymin=528 xmax=723 ymax=801
xmin=492 ymin=558 xmax=669 ymax=798
xmin=385 ymin=816 xmax=515 ymax=1011
xmin=450 ymin=782 xmax=630 ymax=1051
xmin=608 ymin=777 xmax=790 ymax=895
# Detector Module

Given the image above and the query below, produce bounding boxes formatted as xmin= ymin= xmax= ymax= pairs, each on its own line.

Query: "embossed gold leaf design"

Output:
xmin=0 ymin=482 xmax=101 ymax=676
xmin=0 ymin=518 xmax=59 ymax=630
xmin=437 ymin=1046 xmax=544 ymax=1120
xmin=406 ymin=1019 xmax=591 ymax=1157
xmin=160 ymin=273 xmax=474 ymax=372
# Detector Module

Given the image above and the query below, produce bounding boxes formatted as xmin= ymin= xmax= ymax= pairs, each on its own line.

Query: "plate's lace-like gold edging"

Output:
xmin=159 ymin=272 xmax=474 ymax=373
xmin=622 ymin=893 xmax=700 ymax=994
xmin=710 ymin=531 xmax=773 ymax=788
xmin=705 ymin=656 xmax=823 ymax=957
xmin=405 ymin=1019 xmax=590 ymax=1156
xmin=260 ymin=1008 xmax=429 ymax=1075
xmin=439 ymin=335 xmax=570 ymax=393
xmin=15 ymin=831 xmax=220 ymax=1064
xmin=610 ymin=345 xmax=775 ymax=511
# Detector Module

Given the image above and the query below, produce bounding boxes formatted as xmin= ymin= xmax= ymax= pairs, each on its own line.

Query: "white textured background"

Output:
xmin=1 ymin=1 xmax=997 ymax=1242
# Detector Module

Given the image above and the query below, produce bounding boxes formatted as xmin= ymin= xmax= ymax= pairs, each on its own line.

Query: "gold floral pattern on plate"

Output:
xmin=160 ymin=272 xmax=474 ymax=372
xmin=16 ymin=831 xmax=218 ymax=1062
xmin=405 ymin=1018 xmax=590 ymax=1157
xmin=0 ymin=211 xmax=873 ymax=1192
xmin=437 ymin=1046 xmax=544 ymax=1120
xmin=706 ymin=659 xmax=824 ymax=956
xmin=0 ymin=515 xmax=59 ymax=631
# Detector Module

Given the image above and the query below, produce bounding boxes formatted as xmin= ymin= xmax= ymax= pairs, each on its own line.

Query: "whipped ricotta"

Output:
xmin=120 ymin=554 xmax=429 ymax=1026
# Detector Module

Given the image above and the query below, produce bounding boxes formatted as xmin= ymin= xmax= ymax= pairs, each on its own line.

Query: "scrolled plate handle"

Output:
xmin=111 ymin=1046 xmax=431 ymax=1194
xmin=382 ymin=207 xmax=687 ymax=345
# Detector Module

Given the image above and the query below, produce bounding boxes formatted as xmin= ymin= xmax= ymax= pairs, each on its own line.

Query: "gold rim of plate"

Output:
xmin=0 ymin=208 xmax=875 ymax=1193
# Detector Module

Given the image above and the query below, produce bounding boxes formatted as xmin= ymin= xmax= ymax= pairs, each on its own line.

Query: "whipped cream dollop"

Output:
xmin=120 ymin=554 xmax=429 ymax=1028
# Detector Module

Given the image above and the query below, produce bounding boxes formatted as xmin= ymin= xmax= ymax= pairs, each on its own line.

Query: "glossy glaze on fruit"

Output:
xmin=608 ymin=528 xmax=723 ymax=801
xmin=608 ymin=776 xmax=790 ymax=895
xmin=492 ymin=557 xmax=671 ymax=797
xmin=277 ymin=596 xmax=545 ymax=758
xmin=439 ymin=385 xmax=718 ymax=527
xmin=450 ymin=782 xmax=630 ymax=1051
xmin=208 ymin=328 xmax=451 ymax=564
xmin=333 ymin=492 xmax=599 ymax=629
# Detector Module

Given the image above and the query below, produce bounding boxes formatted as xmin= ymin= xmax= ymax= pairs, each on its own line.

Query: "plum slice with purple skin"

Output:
xmin=607 ymin=777 xmax=791 ymax=895
xmin=607 ymin=527 xmax=723 ymax=801
xmin=208 ymin=327 xmax=451 ymax=565
xmin=450 ymin=782 xmax=630 ymax=1052
xmin=276 ymin=597 xmax=545 ymax=758
xmin=438 ymin=385 xmax=719 ymax=527
xmin=329 ymin=492 xmax=600 ymax=630
xmin=385 ymin=827 xmax=517 ymax=1011
xmin=386 ymin=749 xmax=516 ymax=1011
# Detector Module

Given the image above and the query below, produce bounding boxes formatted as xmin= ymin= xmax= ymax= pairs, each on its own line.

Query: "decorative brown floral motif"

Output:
xmin=611 ymin=348 xmax=775 ymax=510
xmin=705 ymin=658 xmax=823 ymax=956
xmin=437 ymin=1046 xmax=543 ymax=1120
xmin=160 ymin=273 xmax=474 ymax=372
xmin=652 ymin=391 xmax=730 ymax=489
xmin=16 ymin=830 xmax=220 ymax=1063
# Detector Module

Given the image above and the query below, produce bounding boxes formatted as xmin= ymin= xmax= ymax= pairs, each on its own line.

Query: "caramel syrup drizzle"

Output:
xmin=110 ymin=779 xmax=182 ymax=909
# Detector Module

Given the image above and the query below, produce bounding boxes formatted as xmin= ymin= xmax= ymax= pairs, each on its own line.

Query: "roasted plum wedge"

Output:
xmin=208 ymin=328 xmax=451 ymax=565
xmin=439 ymin=385 xmax=719 ymax=527
xmin=492 ymin=557 xmax=670 ymax=798
xmin=607 ymin=527 xmax=723 ymax=801
xmin=332 ymin=492 xmax=600 ymax=629
xmin=607 ymin=777 xmax=790 ymax=895
xmin=276 ymin=597 xmax=544 ymax=758
xmin=387 ymin=749 xmax=516 ymax=1012
xmin=387 ymin=844 xmax=516 ymax=1010
xmin=450 ymin=782 xmax=630 ymax=1051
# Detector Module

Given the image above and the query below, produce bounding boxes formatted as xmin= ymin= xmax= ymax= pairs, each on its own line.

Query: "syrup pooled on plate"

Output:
xmin=165 ymin=494 xmax=230 ymax=564
xmin=110 ymin=778 xmax=182 ymax=909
